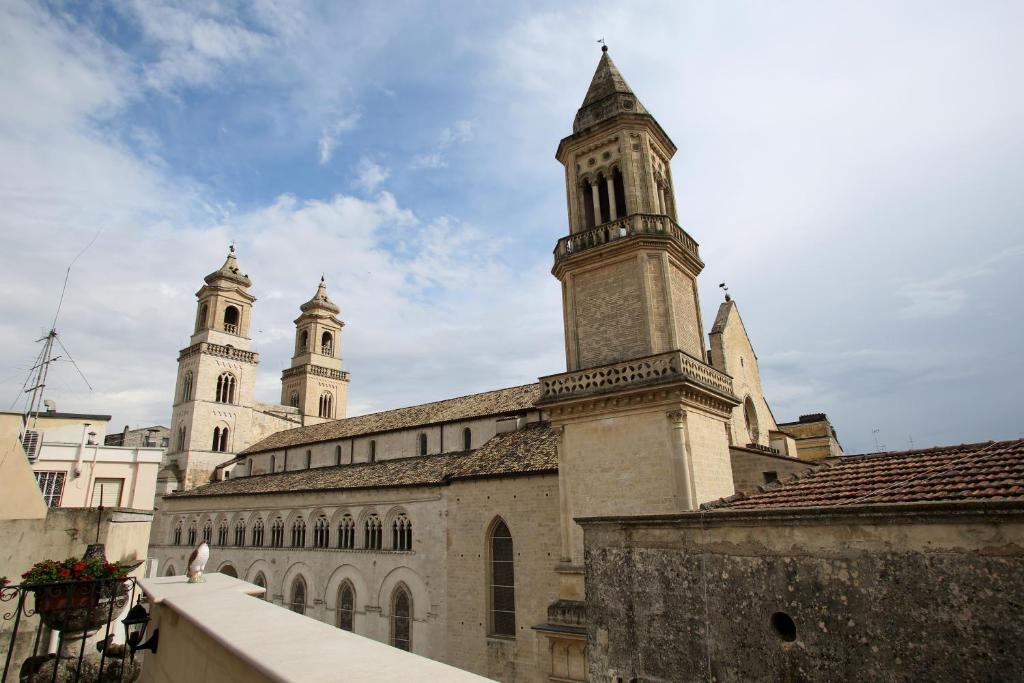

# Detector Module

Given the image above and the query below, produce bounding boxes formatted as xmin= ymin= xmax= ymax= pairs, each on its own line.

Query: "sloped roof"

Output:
xmin=573 ymin=48 xmax=649 ymax=133
xmin=171 ymin=422 xmax=558 ymax=499
xmin=204 ymin=247 xmax=251 ymax=288
xmin=300 ymin=277 xmax=340 ymax=315
xmin=705 ymin=439 xmax=1024 ymax=510
xmin=240 ymin=383 xmax=541 ymax=455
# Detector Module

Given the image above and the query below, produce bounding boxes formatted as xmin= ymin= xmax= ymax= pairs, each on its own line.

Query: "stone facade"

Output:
xmin=777 ymin=413 xmax=845 ymax=460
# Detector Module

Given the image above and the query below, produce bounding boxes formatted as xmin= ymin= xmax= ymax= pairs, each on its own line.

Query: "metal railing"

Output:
xmin=1 ymin=577 xmax=141 ymax=683
xmin=554 ymin=213 xmax=701 ymax=263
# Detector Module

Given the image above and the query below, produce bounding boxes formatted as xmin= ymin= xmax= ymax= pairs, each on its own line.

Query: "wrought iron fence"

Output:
xmin=1 ymin=577 xmax=142 ymax=683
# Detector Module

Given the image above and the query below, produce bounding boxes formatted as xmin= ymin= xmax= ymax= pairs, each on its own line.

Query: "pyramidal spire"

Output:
xmin=301 ymin=276 xmax=340 ymax=314
xmin=574 ymin=46 xmax=648 ymax=133
xmin=204 ymin=244 xmax=252 ymax=287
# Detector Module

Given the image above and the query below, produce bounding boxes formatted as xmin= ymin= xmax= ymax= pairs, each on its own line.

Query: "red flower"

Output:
xmin=73 ymin=563 xmax=86 ymax=572
xmin=58 ymin=569 xmax=71 ymax=578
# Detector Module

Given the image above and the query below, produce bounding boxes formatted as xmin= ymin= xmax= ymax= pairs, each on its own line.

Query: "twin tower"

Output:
xmin=166 ymin=247 xmax=349 ymax=490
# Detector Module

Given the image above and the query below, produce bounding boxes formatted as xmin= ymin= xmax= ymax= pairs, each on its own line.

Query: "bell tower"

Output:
xmin=535 ymin=48 xmax=741 ymax=682
xmin=281 ymin=277 xmax=349 ymax=423
xmin=168 ymin=246 xmax=261 ymax=490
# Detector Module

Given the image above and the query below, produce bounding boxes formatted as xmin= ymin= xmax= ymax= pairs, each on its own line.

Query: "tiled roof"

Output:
xmin=705 ymin=439 xmax=1024 ymax=510
xmin=240 ymin=383 xmax=541 ymax=455
xmin=172 ymin=422 xmax=558 ymax=499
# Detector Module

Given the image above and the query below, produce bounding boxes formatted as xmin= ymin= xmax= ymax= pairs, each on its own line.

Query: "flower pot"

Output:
xmin=31 ymin=582 xmax=129 ymax=655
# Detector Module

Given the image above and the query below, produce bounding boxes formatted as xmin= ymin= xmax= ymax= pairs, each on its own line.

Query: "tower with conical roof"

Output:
xmin=535 ymin=48 xmax=741 ymax=679
xmin=281 ymin=277 xmax=349 ymax=423
xmin=168 ymin=246 xmax=264 ymax=490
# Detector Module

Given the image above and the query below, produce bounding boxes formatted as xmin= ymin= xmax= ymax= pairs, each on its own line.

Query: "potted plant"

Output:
xmin=21 ymin=557 xmax=132 ymax=644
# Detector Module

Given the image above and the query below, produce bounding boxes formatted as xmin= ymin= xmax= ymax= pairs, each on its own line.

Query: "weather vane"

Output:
xmin=719 ymin=282 xmax=731 ymax=302
xmin=597 ymin=37 xmax=607 ymax=52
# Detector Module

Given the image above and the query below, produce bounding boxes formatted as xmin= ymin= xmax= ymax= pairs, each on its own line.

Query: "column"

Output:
xmin=667 ymin=409 xmax=696 ymax=511
xmin=606 ymin=175 xmax=617 ymax=221
xmin=590 ymin=179 xmax=602 ymax=228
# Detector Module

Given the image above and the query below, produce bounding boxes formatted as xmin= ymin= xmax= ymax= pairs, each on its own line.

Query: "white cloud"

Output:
xmin=318 ymin=113 xmax=361 ymax=165
xmin=354 ymin=158 xmax=389 ymax=192
xmin=409 ymin=153 xmax=447 ymax=170
xmin=409 ymin=120 xmax=475 ymax=170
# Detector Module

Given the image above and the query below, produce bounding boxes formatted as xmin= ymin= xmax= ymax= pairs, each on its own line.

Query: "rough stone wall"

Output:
xmin=583 ymin=509 xmax=1024 ymax=683
xmin=444 ymin=474 xmax=561 ymax=682
xmin=573 ymin=258 xmax=646 ymax=368
xmin=729 ymin=447 xmax=819 ymax=494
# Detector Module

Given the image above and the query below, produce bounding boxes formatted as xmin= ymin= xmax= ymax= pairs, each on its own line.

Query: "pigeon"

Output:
xmin=187 ymin=541 xmax=209 ymax=583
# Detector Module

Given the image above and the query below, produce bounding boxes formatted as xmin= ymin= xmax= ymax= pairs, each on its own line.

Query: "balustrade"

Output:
xmin=554 ymin=213 xmax=700 ymax=262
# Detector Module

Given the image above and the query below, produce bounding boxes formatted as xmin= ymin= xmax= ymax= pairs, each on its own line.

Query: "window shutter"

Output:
xmin=92 ymin=478 xmax=123 ymax=507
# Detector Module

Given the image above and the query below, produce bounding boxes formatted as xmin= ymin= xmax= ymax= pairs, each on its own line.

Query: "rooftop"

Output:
xmin=240 ymin=383 xmax=540 ymax=455
xmin=172 ymin=422 xmax=558 ymax=499
xmin=705 ymin=439 xmax=1024 ymax=510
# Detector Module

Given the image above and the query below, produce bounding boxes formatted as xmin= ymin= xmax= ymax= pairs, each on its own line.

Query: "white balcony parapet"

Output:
xmin=537 ymin=349 xmax=734 ymax=404
xmin=138 ymin=574 xmax=491 ymax=683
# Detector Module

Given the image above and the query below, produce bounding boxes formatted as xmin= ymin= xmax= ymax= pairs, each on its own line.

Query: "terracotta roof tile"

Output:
xmin=171 ymin=422 xmax=558 ymax=499
xmin=704 ymin=439 xmax=1024 ymax=510
xmin=241 ymin=383 xmax=541 ymax=455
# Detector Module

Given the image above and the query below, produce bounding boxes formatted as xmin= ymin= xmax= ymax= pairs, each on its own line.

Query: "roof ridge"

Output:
xmin=847 ymin=439 xmax=1003 ymax=459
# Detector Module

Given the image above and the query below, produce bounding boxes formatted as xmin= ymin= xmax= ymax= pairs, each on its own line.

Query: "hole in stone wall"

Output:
xmin=770 ymin=612 xmax=797 ymax=642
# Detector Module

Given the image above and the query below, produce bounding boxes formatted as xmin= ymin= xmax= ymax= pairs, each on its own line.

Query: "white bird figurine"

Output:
xmin=187 ymin=541 xmax=209 ymax=583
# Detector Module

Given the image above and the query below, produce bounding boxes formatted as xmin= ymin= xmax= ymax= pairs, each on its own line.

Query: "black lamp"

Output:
xmin=122 ymin=602 xmax=159 ymax=656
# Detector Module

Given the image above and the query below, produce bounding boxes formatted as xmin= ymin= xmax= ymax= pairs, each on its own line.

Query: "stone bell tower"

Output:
xmin=534 ymin=48 xmax=741 ymax=682
xmin=169 ymin=246 xmax=261 ymax=490
xmin=280 ymin=277 xmax=349 ymax=424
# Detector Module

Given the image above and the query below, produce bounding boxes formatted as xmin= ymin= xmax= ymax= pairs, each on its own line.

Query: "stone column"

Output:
xmin=590 ymin=179 xmax=602 ymax=227
xmin=667 ymin=409 xmax=696 ymax=511
xmin=606 ymin=175 xmax=617 ymax=221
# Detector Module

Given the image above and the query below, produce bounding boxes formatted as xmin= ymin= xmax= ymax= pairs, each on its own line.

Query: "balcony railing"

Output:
xmin=1 ymin=577 xmax=142 ymax=682
xmin=223 ymin=323 xmax=238 ymax=334
xmin=554 ymin=213 xmax=700 ymax=263
xmin=281 ymin=365 xmax=349 ymax=381
xmin=178 ymin=342 xmax=257 ymax=364
xmin=537 ymin=349 xmax=734 ymax=404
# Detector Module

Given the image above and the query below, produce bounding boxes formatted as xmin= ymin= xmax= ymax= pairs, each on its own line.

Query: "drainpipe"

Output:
xmin=74 ymin=423 xmax=90 ymax=477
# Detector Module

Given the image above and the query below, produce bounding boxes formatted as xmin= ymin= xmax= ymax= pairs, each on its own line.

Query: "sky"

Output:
xmin=0 ymin=0 xmax=1021 ymax=454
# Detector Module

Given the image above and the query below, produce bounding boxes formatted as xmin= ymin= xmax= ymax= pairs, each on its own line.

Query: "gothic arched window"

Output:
xmin=298 ymin=329 xmax=309 ymax=353
xmin=596 ymin=171 xmax=610 ymax=224
xmin=234 ymin=520 xmax=246 ymax=546
xmin=217 ymin=520 xmax=228 ymax=546
xmin=318 ymin=392 xmax=333 ymax=418
xmin=612 ymin=166 xmax=627 ymax=218
xmin=290 ymin=577 xmax=307 ymax=615
xmin=390 ymin=584 xmax=412 ymax=651
xmin=364 ymin=514 xmax=382 ymax=550
xmin=223 ymin=305 xmax=240 ymax=334
xmin=489 ymin=519 xmax=516 ymax=637
xmin=392 ymin=513 xmax=412 ymax=551
xmin=321 ymin=331 xmax=333 ymax=356
xmin=173 ymin=522 xmax=182 ymax=545
xmin=252 ymin=518 xmax=265 ymax=547
xmin=215 ymin=372 xmax=236 ymax=404
xmin=463 ymin=427 xmax=472 ymax=451
xmin=187 ymin=522 xmax=197 ymax=546
xmin=202 ymin=520 xmax=212 ymax=544
xmin=181 ymin=371 xmax=193 ymax=402
xmin=337 ymin=581 xmax=355 ymax=632
xmin=289 ymin=391 xmax=300 ymax=408
xmin=253 ymin=572 xmax=267 ymax=599
xmin=338 ymin=514 xmax=355 ymax=549
xmin=177 ymin=425 xmax=186 ymax=451
xmin=291 ymin=517 xmax=306 ymax=548
xmin=314 ymin=516 xmax=330 ymax=548
xmin=270 ymin=455 xmax=276 ymax=472
xmin=271 ymin=517 xmax=284 ymax=547
xmin=418 ymin=433 xmax=427 ymax=456
xmin=211 ymin=426 xmax=229 ymax=452
xmin=164 ymin=564 xmax=176 ymax=577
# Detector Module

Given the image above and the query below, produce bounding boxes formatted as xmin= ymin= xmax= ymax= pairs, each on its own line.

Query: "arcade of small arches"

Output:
xmin=296 ymin=329 xmax=335 ymax=357
xmin=194 ymin=302 xmax=242 ymax=336
xmin=579 ymin=165 xmax=627 ymax=229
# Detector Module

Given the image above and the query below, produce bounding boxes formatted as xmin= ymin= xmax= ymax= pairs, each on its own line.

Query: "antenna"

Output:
xmin=872 ymin=428 xmax=881 ymax=452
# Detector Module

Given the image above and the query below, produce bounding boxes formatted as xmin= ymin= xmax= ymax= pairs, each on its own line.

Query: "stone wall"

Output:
xmin=581 ymin=505 xmax=1024 ymax=682
xmin=728 ymin=447 xmax=819 ymax=495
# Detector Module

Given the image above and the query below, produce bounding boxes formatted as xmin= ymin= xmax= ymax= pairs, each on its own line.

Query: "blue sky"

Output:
xmin=0 ymin=1 xmax=1021 ymax=453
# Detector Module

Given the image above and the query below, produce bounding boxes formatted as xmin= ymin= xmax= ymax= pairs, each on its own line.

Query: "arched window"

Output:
xmin=187 ymin=522 xmax=197 ymax=546
xmin=392 ymin=513 xmax=412 ymax=551
xmin=215 ymin=372 xmax=236 ymax=404
xmin=217 ymin=521 xmax=228 ymax=546
xmin=321 ymin=331 xmax=333 ymax=356
xmin=234 ymin=520 xmax=246 ymax=546
xmin=202 ymin=521 xmax=212 ymax=544
xmin=181 ymin=371 xmax=193 ymax=402
xmin=298 ymin=329 xmax=309 ymax=353
xmin=364 ymin=514 xmax=382 ymax=550
xmin=173 ymin=522 xmax=182 ymax=545
xmin=318 ymin=392 xmax=333 ymax=418
xmin=489 ymin=519 xmax=516 ymax=637
xmin=314 ymin=516 xmax=330 ymax=548
xmin=252 ymin=519 xmax=265 ymax=547
xmin=338 ymin=514 xmax=355 ymax=549
xmin=196 ymin=303 xmax=209 ymax=332
xmin=271 ymin=518 xmax=284 ymax=547
xmin=305 ymin=450 xmax=312 ymax=469
xmin=177 ymin=425 xmax=187 ymax=451
xmin=290 ymin=577 xmax=306 ymax=615
xmin=368 ymin=440 xmax=376 ymax=463
xmin=223 ymin=305 xmax=240 ymax=334
xmin=270 ymin=455 xmax=276 ymax=472
xmin=335 ymin=445 xmax=342 ymax=466
xmin=252 ymin=572 xmax=267 ymax=599
xmin=164 ymin=564 xmax=176 ymax=577
xmin=390 ymin=585 xmax=412 ymax=651
xmin=337 ymin=581 xmax=355 ymax=632
xmin=463 ymin=427 xmax=472 ymax=451
xmin=582 ymin=179 xmax=596 ymax=228
xmin=289 ymin=391 xmax=300 ymax=408
xmin=291 ymin=517 xmax=306 ymax=548
xmin=220 ymin=564 xmax=238 ymax=578
xmin=211 ymin=426 xmax=229 ymax=452
xmin=418 ymin=433 xmax=427 ymax=456
xmin=744 ymin=396 xmax=760 ymax=444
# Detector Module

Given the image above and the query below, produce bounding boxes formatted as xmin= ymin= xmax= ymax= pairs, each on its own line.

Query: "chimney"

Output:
xmin=43 ymin=399 xmax=56 ymax=413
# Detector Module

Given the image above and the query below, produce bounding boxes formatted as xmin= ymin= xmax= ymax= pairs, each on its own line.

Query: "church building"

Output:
xmin=150 ymin=48 xmax=839 ymax=681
